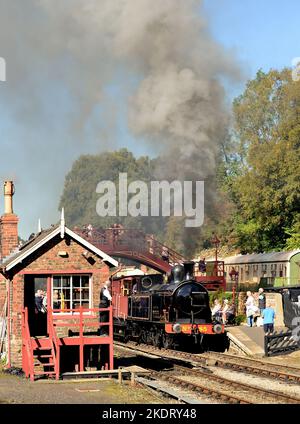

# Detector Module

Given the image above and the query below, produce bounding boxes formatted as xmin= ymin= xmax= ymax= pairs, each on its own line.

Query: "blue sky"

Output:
xmin=203 ymin=0 xmax=300 ymax=79
xmin=1 ymin=0 xmax=300 ymax=238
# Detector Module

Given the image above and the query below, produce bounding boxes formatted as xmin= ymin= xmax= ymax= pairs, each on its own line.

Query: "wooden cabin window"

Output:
xmin=52 ymin=275 xmax=91 ymax=313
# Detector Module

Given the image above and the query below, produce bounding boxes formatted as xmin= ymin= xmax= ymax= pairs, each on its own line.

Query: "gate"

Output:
xmin=264 ymin=330 xmax=300 ymax=356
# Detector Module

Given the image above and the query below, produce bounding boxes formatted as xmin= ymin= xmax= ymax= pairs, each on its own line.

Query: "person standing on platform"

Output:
xmin=99 ymin=280 xmax=112 ymax=336
xmin=256 ymin=287 xmax=266 ymax=327
xmin=258 ymin=288 xmax=266 ymax=315
xmin=35 ymin=289 xmax=43 ymax=314
xmin=198 ymin=258 xmax=206 ymax=274
xmin=262 ymin=302 xmax=276 ymax=335
xmin=161 ymin=246 xmax=169 ymax=262
xmin=245 ymin=291 xmax=256 ymax=327
xmin=221 ymin=299 xmax=229 ymax=325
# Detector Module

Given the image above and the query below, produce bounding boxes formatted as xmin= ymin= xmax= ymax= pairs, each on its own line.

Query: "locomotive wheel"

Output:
xmin=149 ymin=328 xmax=157 ymax=346
xmin=145 ymin=329 xmax=153 ymax=345
xmin=140 ymin=329 xmax=147 ymax=344
xmin=153 ymin=331 xmax=162 ymax=348
xmin=162 ymin=334 xmax=174 ymax=349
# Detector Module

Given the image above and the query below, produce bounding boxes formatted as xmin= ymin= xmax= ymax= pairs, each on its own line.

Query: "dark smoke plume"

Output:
xmin=0 ymin=0 xmax=240 ymax=236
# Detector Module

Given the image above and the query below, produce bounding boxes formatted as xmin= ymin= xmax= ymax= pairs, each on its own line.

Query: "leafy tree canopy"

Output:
xmin=222 ymin=68 xmax=300 ymax=252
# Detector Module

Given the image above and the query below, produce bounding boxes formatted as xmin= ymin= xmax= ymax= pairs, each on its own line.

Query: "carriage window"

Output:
xmin=52 ymin=275 xmax=91 ymax=312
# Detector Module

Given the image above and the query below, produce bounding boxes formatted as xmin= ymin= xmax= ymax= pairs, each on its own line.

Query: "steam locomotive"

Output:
xmin=112 ymin=261 xmax=228 ymax=351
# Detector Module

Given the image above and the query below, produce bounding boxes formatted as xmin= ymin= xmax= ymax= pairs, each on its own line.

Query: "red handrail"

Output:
xmin=21 ymin=308 xmax=34 ymax=381
xmin=47 ymin=308 xmax=61 ymax=380
xmin=50 ymin=306 xmax=113 ymax=372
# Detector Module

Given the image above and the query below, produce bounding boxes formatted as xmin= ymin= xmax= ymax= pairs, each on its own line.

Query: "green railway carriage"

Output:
xmin=224 ymin=251 xmax=300 ymax=289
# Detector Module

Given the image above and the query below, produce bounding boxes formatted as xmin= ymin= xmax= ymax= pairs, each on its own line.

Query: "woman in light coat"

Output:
xmin=245 ymin=291 xmax=256 ymax=327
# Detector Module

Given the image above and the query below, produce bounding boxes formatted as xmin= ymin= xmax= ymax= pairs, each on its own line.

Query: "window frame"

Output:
xmin=51 ymin=274 xmax=92 ymax=315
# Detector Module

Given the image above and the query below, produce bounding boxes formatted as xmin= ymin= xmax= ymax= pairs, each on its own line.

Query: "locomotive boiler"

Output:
xmin=112 ymin=262 xmax=228 ymax=351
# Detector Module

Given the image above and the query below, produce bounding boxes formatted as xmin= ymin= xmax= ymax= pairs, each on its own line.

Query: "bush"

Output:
xmin=209 ymin=290 xmax=234 ymax=306
xmin=234 ymin=314 xmax=246 ymax=325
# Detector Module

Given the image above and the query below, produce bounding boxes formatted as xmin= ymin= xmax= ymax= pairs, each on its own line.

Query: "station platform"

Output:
xmin=226 ymin=325 xmax=266 ymax=357
xmin=227 ymin=325 xmax=290 ymax=357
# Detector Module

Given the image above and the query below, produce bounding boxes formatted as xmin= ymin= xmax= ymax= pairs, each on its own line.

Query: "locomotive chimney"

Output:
xmin=183 ymin=261 xmax=195 ymax=280
xmin=0 ymin=181 xmax=19 ymax=260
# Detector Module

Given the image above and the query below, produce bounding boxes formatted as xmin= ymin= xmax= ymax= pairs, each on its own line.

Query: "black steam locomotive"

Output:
xmin=112 ymin=261 xmax=228 ymax=351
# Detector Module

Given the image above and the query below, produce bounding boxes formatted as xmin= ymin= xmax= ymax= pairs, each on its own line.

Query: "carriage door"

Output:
xmin=24 ymin=275 xmax=48 ymax=336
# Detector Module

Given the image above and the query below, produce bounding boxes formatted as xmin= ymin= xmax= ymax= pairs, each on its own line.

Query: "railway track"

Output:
xmin=168 ymin=365 xmax=300 ymax=404
xmin=114 ymin=341 xmax=300 ymax=384
xmin=199 ymin=352 xmax=300 ymax=383
xmin=145 ymin=370 xmax=252 ymax=404
xmin=115 ymin=343 xmax=300 ymax=404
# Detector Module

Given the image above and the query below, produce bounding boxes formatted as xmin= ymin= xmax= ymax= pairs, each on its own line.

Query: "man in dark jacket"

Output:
xmin=99 ymin=280 xmax=112 ymax=336
xmin=258 ymin=288 xmax=266 ymax=315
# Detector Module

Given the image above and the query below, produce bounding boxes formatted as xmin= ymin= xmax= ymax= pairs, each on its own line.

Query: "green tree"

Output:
xmin=285 ymin=214 xmax=300 ymax=249
xmin=224 ymin=68 xmax=300 ymax=252
xmin=59 ymin=148 xmax=155 ymax=229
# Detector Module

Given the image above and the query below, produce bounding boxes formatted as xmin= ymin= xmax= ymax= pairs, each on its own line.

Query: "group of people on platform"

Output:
xmin=211 ymin=298 xmax=236 ymax=325
xmin=211 ymin=288 xmax=276 ymax=335
xmin=245 ymin=288 xmax=275 ymax=335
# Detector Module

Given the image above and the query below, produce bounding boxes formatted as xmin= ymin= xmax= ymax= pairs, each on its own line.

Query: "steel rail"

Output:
xmin=148 ymin=371 xmax=252 ymax=404
xmin=171 ymin=365 xmax=300 ymax=404
xmin=114 ymin=341 xmax=300 ymax=384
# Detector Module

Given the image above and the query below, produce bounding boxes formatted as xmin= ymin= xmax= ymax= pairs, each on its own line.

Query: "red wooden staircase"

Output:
xmin=22 ymin=308 xmax=60 ymax=381
xmin=32 ymin=344 xmax=56 ymax=378
xmin=21 ymin=306 xmax=113 ymax=380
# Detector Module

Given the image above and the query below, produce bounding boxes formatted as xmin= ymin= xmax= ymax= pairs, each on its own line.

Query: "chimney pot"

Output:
xmin=1 ymin=180 xmax=19 ymax=260
xmin=4 ymin=181 xmax=15 ymax=214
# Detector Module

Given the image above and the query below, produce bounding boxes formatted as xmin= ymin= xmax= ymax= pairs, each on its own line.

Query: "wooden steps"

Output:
xmin=31 ymin=341 xmax=56 ymax=379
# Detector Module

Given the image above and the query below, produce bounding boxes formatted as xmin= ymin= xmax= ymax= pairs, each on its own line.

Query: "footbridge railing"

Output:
xmin=75 ymin=226 xmax=185 ymax=267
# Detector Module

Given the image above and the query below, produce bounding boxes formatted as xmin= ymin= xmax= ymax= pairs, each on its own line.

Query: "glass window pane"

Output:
xmin=62 ymin=276 xmax=70 ymax=287
xmin=81 ymin=289 xmax=89 ymax=300
xmin=73 ymin=301 xmax=81 ymax=310
xmin=81 ymin=302 xmax=89 ymax=309
xmin=72 ymin=288 xmax=81 ymax=300
xmin=73 ymin=276 xmax=80 ymax=287
xmin=53 ymin=276 xmax=61 ymax=288
xmin=63 ymin=301 xmax=71 ymax=310
xmin=81 ymin=276 xmax=89 ymax=287
xmin=52 ymin=289 xmax=60 ymax=310
xmin=62 ymin=288 xmax=70 ymax=299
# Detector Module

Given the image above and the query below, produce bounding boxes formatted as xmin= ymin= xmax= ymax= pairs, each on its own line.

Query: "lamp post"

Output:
xmin=211 ymin=233 xmax=220 ymax=276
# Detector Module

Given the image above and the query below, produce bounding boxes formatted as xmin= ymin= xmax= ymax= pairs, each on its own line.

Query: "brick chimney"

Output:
xmin=0 ymin=181 xmax=19 ymax=260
